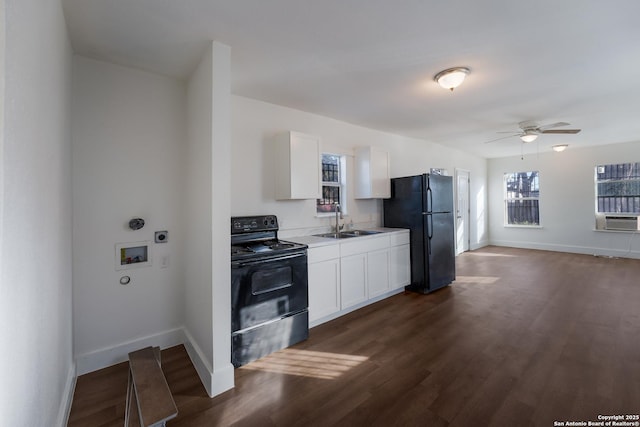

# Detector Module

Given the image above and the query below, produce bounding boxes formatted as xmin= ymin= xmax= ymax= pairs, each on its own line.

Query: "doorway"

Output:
xmin=455 ymin=169 xmax=470 ymax=255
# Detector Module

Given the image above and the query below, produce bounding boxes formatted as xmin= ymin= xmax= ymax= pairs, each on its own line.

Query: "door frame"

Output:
xmin=454 ymin=168 xmax=470 ymax=255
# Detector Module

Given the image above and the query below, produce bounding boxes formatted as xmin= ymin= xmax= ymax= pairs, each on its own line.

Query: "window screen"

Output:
xmin=504 ymin=171 xmax=540 ymax=226
xmin=596 ymin=162 xmax=640 ymax=214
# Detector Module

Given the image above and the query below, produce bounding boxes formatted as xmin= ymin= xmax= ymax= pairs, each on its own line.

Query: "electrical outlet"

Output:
xmin=155 ymin=231 xmax=168 ymax=243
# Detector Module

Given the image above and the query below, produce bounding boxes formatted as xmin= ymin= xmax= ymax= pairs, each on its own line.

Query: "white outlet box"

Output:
xmin=160 ymin=254 xmax=170 ymax=268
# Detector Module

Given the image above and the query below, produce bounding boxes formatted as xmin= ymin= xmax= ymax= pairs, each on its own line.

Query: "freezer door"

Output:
xmin=424 ymin=174 xmax=454 ymax=213
xmin=384 ymin=175 xmax=424 ymax=228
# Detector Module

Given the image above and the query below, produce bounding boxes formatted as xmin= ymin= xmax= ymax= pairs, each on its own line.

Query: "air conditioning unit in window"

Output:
xmin=604 ymin=216 xmax=640 ymax=231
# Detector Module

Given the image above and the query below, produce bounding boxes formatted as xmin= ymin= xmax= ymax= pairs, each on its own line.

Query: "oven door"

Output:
xmin=231 ymin=251 xmax=308 ymax=333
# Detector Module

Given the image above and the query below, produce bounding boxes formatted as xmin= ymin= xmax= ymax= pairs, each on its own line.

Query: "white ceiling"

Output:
xmin=61 ymin=0 xmax=640 ymax=158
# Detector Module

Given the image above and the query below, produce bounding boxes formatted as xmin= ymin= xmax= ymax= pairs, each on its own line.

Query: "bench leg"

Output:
xmin=124 ymin=369 xmax=132 ymax=427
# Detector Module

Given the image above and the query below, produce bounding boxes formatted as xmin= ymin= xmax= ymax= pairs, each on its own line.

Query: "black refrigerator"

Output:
xmin=383 ymin=174 xmax=456 ymax=293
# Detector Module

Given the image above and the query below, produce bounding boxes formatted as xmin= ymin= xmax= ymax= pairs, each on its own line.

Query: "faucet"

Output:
xmin=334 ymin=203 xmax=344 ymax=235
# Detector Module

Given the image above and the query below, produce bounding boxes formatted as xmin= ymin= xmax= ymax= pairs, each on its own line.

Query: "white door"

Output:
xmin=455 ymin=169 xmax=470 ymax=255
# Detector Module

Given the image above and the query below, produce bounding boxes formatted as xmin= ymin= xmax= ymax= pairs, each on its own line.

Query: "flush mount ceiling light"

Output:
xmin=434 ymin=67 xmax=470 ymax=91
xmin=552 ymin=144 xmax=569 ymax=152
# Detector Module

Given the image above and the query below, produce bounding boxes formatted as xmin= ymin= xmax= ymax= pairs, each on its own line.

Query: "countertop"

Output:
xmin=285 ymin=227 xmax=409 ymax=248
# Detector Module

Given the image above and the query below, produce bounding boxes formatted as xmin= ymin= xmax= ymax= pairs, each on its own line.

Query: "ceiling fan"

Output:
xmin=485 ymin=120 xmax=581 ymax=144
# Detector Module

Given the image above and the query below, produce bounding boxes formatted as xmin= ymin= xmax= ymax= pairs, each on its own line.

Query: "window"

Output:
xmin=317 ymin=154 xmax=346 ymax=214
xmin=595 ymin=162 xmax=640 ymax=214
xmin=504 ymin=171 xmax=540 ymax=226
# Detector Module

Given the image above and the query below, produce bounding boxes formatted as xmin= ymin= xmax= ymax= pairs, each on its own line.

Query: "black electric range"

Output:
xmin=230 ymin=215 xmax=309 ymax=367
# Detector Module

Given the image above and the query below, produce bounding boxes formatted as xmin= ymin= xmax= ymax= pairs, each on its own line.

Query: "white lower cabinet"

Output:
xmin=305 ymin=230 xmax=410 ymax=326
xmin=389 ymin=245 xmax=410 ymax=290
xmin=389 ymin=232 xmax=411 ymax=290
xmin=339 ymin=234 xmax=390 ymax=308
xmin=308 ymin=245 xmax=341 ymax=323
xmin=340 ymin=253 xmax=368 ymax=309
xmin=367 ymin=248 xmax=390 ymax=298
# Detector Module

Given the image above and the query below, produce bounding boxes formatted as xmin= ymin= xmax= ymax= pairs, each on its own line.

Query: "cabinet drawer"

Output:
xmin=308 ymin=244 xmax=340 ymax=263
xmin=340 ymin=235 xmax=390 ymax=257
xmin=390 ymin=231 xmax=410 ymax=246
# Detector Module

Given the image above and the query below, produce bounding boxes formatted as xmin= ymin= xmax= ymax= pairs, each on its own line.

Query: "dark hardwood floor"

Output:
xmin=68 ymin=247 xmax=640 ymax=426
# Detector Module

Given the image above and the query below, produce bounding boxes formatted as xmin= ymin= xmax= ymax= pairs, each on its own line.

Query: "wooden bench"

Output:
xmin=125 ymin=346 xmax=178 ymax=427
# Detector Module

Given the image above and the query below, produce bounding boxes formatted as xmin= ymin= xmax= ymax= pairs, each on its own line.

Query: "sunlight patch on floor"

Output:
xmin=456 ymin=275 xmax=500 ymax=284
xmin=467 ymin=252 xmax=517 ymax=257
xmin=240 ymin=348 xmax=369 ymax=380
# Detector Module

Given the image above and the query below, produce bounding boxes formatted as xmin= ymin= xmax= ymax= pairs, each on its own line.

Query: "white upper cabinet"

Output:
xmin=354 ymin=146 xmax=390 ymax=199
xmin=274 ymin=131 xmax=321 ymax=200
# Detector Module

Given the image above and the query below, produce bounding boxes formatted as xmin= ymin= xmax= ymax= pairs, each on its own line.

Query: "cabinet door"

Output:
xmin=340 ymin=253 xmax=367 ymax=309
xmin=367 ymin=248 xmax=390 ymax=298
xmin=308 ymin=259 xmax=340 ymax=322
xmin=389 ymin=244 xmax=411 ymax=290
xmin=354 ymin=146 xmax=390 ymax=199
xmin=275 ymin=131 xmax=321 ymax=200
xmin=290 ymin=132 xmax=321 ymax=199
xmin=370 ymin=148 xmax=390 ymax=198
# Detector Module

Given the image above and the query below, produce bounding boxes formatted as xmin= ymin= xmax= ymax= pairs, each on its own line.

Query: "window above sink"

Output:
xmin=317 ymin=153 xmax=347 ymax=217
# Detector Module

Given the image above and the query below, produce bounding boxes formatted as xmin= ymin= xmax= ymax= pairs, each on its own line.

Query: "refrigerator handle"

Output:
xmin=427 ymin=214 xmax=433 ymax=256
xmin=426 ymin=186 xmax=433 ymax=213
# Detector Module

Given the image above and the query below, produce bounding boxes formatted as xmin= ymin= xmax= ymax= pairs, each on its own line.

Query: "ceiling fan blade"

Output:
xmin=483 ymin=134 xmax=520 ymax=143
xmin=538 ymin=121 xmax=570 ymax=131
xmin=541 ymin=129 xmax=581 ymax=134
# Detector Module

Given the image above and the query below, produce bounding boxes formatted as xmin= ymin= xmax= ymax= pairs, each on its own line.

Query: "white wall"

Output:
xmin=71 ymin=56 xmax=187 ymax=373
xmin=209 ymin=42 xmax=235 ymax=397
xmin=184 ymin=41 xmax=234 ymax=397
xmin=488 ymin=141 xmax=640 ymax=258
xmin=231 ymin=96 xmax=488 ymax=249
xmin=0 ymin=0 xmax=75 ymax=425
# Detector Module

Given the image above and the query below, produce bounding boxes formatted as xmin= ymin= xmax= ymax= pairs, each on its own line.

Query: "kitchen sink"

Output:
xmin=313 ymin=229 xmax=382 ymax=239
xmin=342 ymin=229 xmax=382 ymax=236
xmin=313 ymin=232 xmax=355 ymax=239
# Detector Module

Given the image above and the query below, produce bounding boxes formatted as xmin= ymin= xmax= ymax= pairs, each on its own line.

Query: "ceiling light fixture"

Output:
xmin=434 ymin=67 xmax=470 ymax=91
xmin=520 ymin=133 xmax=538 ymax=143
xmin=552 ymin=144 xmax=569 ymax=152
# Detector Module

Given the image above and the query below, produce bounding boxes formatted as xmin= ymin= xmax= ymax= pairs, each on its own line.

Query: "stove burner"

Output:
xmin=232 ymin=245 xmax=254 ymax=255
xmin=233 ymin=240 xmax=297 ymax=256
xmin=247 ymin=243 xmax=272 ymax=253
xmin=268 ymin=241 xmax=295 ymax=250
xmin=264 ymin=240 xmax=295 ymax=251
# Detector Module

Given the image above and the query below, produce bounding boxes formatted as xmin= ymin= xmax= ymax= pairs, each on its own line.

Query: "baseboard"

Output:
xmin=470 ymin=240 xmax=489 ymax=251
xmin=74 ymin=327 xmax=234 ymax=400
xmin=211 ymin=363 xmax=234 ymax=397
xmin=310 ymin=287 xmax=404 ymax=328
xmin=489 ymin=240 xmax=640 ymax=259
xmin=56 ymin=361 xmax=76 ymax=427
xmin=75 ymin=327 xmax=186 ymax=375
xmin=183 ymin=328 xmax=234 ymax=397
xmin=182 ymin=329 xmax=213 ymax=395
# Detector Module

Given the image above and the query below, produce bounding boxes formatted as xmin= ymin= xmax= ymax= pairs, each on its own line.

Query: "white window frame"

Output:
xmin=503 ymin=171 xmax=541 ymax=227
xmin=316 ymin=153 xmax=347 ymax=217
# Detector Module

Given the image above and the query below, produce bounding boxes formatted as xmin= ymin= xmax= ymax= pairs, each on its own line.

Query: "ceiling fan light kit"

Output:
xmin=434 ymin=67 xmax=470 ymax=91
xmin=485 ymin=121 xmax=582 ymax=145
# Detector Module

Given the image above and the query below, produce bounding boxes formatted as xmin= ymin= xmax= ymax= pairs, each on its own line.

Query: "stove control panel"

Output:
xmin=231 ymin=215 xmax=278 ymax=233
